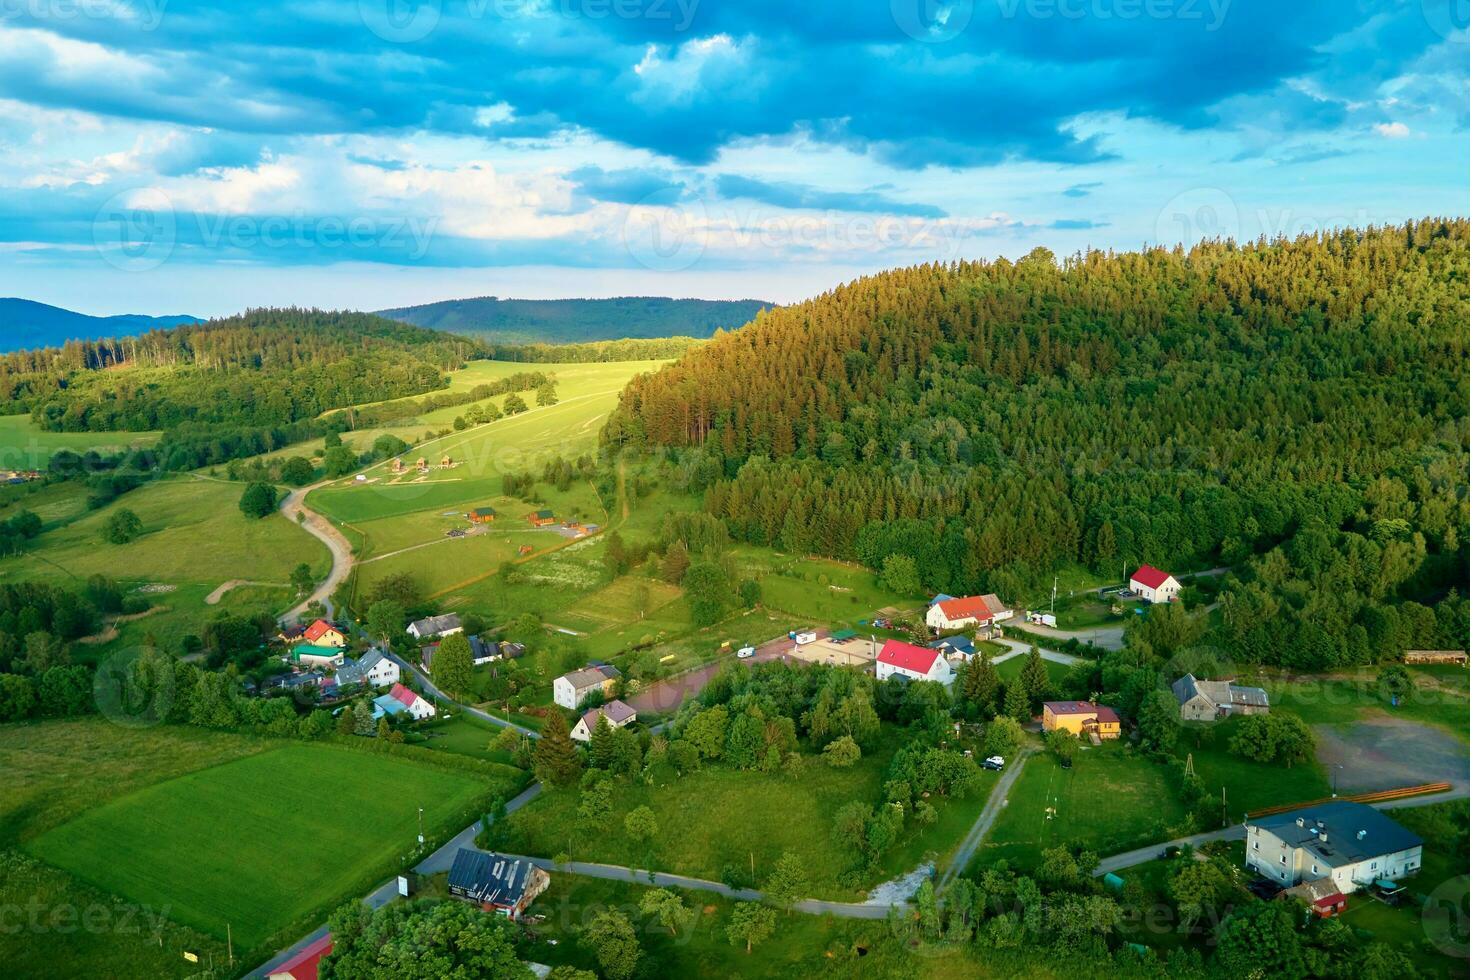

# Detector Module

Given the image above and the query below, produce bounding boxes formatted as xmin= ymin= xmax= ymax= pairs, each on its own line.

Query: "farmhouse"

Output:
xmin=290 ymin=644 xmax=346 ymax=669
xmin=1171 ymin=674 xmax=1270 ymax=721
xmin=1246 ymin=801 xmax=1423 ymax=906
xmin=925 ymin=593 xmax=1012 ymax=633
xmin=1042 ymin=701 xmax=1122 ymax=739
xmin=372 ymin=683 xmax=437 ymax=721
xmin=406 ymin=613 xmax=464 ymax=641
xmin=301 ymin=619 xmax=348 ymax=648
xmin=267 ymin=933 xmax=333 ymax=980
xmin=553 ymin=665 xmax=622 ymax=709
xmin=335 ymin=648 xmax=400 ymax=689
xmin=1129 ymin=565 xmax=1181 ymax=604
xmin=526 ymin=509 xmax=557 ymax=527
xmin=571 ymin=699 xmax=638 ymax=742
xmin=876 ymin=639 xmax=955 ymax=685
xmin=447 ymin=848 xmax=549 ymax=919
xmin=469 ymin=507 xmax=498 ymax=524
xmin=1404 ymin=649 xmax=1468 ymax=665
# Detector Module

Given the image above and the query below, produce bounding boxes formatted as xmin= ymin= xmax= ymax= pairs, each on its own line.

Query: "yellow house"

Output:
xmin=1042 ymin=701 xmax=1122 ymax=740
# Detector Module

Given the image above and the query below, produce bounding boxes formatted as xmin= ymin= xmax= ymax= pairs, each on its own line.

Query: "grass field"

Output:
xmin=0 ymin=414 xmax=159 ymax=469
xmin=502 ymin=727 xmax=994 ymax=900
xmin=995 ymin=654 xmax=1071 ymax=691
xmin=411 ymin=714 xmax=522 ymax=766
xmin=977 ymin=743 xmax=1191 ymax=871
xmin=1172 ymin=717 xmax=1331 ymax=818
xmin=28 ymin=744 xmax=492 ymax=949
xmin=1264 ymin=665 xmax=1470 ymax=744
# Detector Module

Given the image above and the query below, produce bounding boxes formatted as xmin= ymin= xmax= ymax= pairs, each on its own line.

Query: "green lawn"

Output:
xmin=0 ymin=414 xmax=159 ymax=469
xmin=27 ymin=744 xmax=492 ymax=950
xmin=977 ymin=743 xmax=1191 ymax=872
xmin=1173 ymin=717 xmax=1331 ymax=819
xmin=1264 ymin=665 xmax=1470 ymax=743
xmin=995 ymin=654 xmax=1071 ymax=691
xmin=411 ymin=714 xmax=521 ymax=766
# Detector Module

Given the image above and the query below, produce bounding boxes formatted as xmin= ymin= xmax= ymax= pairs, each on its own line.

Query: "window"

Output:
xmin=1311 ymin=864 xmax=1318 ymax=874
xmin=1371 ymin=861 xmax=1378 ymax=870
xmin=1280 ymin=855 xmax=1287 ymax=864
xmin=1253 ymin=842 xmax=1259 ymax=851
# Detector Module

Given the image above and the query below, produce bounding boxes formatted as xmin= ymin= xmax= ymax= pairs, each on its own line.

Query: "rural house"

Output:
xmin=553 ymin=665 xmax=622 ymax=709
xmin=422 ymin=635 xmax=523 ymax=670
xmin=1171 ymin=674 xmax=1270 ymax=721
xmin=266 ymin=933 xmax=333 ymax=980
xmin=925 ymin=594 xmax=1012 ymax=633
xmin=1246 ymin=801 xmax=1422 ymax=908
xmin=526 ymin=509 xmax=557 ymax=527
xmin=290 ymin=644 xmax=346 ymax=669
xmin=876 ymin=639 xmax=955 ymax=685
xmin=406 ymin=613 xmax=464 ymax=641
xmin=447 ymin=848 xmax=549 ymax=919
xmin=335 ymin=648 xmax=400 ymax=689
xmin=1042 ymin=701 xmax=1121 ymax=740
xmin=1129 ymin=565 xmax=1181 ymax=604
xmin=302 ymin=619 xmax=348 ymax=648
xmin=570 ymin=699 xmax=638 ymax=742
xmin=1404 ymin=649 xmax=1468 ymax=665
xmin=469 ymin=507 xmax=498 ymax=524
xmin=929 ymin=635 xmax=977 ymax=662
xmin=372 ymin=683 xmax=437 ymax=721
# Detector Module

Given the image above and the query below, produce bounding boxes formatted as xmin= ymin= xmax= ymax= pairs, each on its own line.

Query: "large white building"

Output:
xmin=925 ymin=593 xmax=1012 ymax=633
xmin=876 ymin=640 xmax=955 ymax=686
xmin=552 ymin=665 xmax=622 ymax=710
xmin=1246 ymin=801 xmax=1422 ymax=904
xmin=1129 ymin=565 xmax=1181 ymax=604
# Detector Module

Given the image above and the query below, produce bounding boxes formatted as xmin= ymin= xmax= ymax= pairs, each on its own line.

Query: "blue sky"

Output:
xmin=0 ymin=0 xmax=1467 ymax=316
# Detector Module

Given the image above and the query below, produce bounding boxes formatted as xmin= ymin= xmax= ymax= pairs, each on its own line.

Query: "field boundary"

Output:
xmin=1245 ymin=781 xmax=1454 ymax=818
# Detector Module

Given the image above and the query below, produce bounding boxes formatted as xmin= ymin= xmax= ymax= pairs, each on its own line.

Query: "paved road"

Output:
xmin=279 ymin=480 xmax=355 ymax=623
xmin=939 ymin=744 xmax=1036 ymax=890
xmin=1014 ymin=622 xmax=1126 ymax=651
xmin=991 ymin=638 xmax=1085 ymax=667
xmin=385 ymin=650 xmax=542 ymax=739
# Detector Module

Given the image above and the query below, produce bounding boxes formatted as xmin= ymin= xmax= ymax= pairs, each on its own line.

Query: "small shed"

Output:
xmin=1405 ymin=650 xmax=1468 ymax=665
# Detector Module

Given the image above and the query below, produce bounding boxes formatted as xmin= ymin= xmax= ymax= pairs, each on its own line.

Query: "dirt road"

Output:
xmin=627 ymin=629 xmax=829 ymax=716
xmin=279 ymin=481 xmax=355 ymax=623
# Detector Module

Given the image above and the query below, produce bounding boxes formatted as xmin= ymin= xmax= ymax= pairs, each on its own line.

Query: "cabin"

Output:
xmin=1172 ymin=674 xmax=1270 ymax=721
xmin=1129 ymin=565 xmax=1181 ymax=604
xmin=267 ymin=934 xmax=333 ymax=980
xmin=440 ymin=455 xmax=454 ymax=467
xmin=876 ymin=640 xmax=955 ymax=685
xmin=1043 ymin=701 xmax=1122 ymax=739
xmin=391 ymin=458 xmax=406 ymax=475
xmin=1247 ymin=801 xmax=1422 ymax=907
xmin=406 ymin=613 xmax=463 ymax=641
xmin=416 ymin=457 xmax=429 ymax=473
xmin=469 ymin=507 xmax=498 ymax=524
xmin=571 ymin=699 xmax=638 ymax=742
xmin=527 ymin=509 xmax=557 ymax=527
xmin=553 ymin=665 xmax=622 ymax=709
xmin=447 ymin=849 xmax=549 ymax=919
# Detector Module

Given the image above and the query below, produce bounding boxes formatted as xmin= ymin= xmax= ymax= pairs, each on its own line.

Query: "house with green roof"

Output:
xmin=290 ymin=644 xmax=346 ymax=668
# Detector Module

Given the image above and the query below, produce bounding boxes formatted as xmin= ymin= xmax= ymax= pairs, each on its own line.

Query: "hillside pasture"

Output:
xmin=28 ymin=744 xmax=492 ymax=950
xmin=0 ymin=414 xmax=159 ymax=469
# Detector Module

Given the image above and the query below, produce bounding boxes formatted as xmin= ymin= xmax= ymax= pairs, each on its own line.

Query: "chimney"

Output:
xmin=1296 ymin=818 xmax=1305 ymax=827
xmin=1357 ymin=830 xmax=1366 ymax=840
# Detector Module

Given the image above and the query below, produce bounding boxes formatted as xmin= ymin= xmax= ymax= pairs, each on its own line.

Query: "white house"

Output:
xmin=876 ymin=640 xmax=955 ymax=686
xmin=570 ymin=699 xmax=638 ymax=742
xmin=1246 ymin=801 xmax=1422 ymax=904
xmin=1129 ymin=565 xmax=1181 ymax=604
xmin=335 ymin=648 xmax=400 ymax=689
xmin=407 ymin=614 xmax=464 ymax=641
xmin=925 ymin=593 xmax=1012 ymax=633
xmin=372 ymin=682 xmax=437 ymax=721
xmin=552 ymin=665 xmax=622 ymax=710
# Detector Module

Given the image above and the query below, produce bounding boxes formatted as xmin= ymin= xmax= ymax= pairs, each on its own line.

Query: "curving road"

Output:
xmin=279 ymin=481 xmax=355 ymax=623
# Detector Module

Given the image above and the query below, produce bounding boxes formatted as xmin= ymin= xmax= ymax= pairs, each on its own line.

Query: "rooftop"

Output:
xmin=448 ymin=848 xmax=541 ymax=906
xmin=877 ymin=639 xmax=941 ymax=675
xmin=1252 ymin=801 xmax=1422 ymax=865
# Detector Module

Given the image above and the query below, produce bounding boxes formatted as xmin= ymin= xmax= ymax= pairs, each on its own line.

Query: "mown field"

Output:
xmin=502 ymin=726 xmax=994 ymax=900
xmin=28 ymin=743 xmax=493 ymax=949
xmin=0 ymin=414 xmax=159 ymax=469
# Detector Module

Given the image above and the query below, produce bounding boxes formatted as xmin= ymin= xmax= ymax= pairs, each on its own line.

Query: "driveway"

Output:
xmin=1014 ymin=622 xmax=1125 ymax=652
xmin=991 ymin=638 xmax=1085 ymax=667
xmin=279 ymin=481 xmax=355 ymax=623
xmin=939 ymin=743 xmax=1036 ymax=890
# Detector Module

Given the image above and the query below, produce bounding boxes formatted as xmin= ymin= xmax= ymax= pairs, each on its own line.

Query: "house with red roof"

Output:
xmin=1043 ymin=701 xmax=1121 ymax=740
xmin=301 ymin=619 xmax=348 ymax=648
xmin=1129 ymin=565 xmax=1181 ymax=604
xmin=267 ymin=933 xmax=332 ymax=980
xmin=372 ymin=682 xmax=437 ymax=722
xmin=925 ymin=593 xmax=1012 ymax=634
xmin=876 ymin=639 xmax=955 ymax=685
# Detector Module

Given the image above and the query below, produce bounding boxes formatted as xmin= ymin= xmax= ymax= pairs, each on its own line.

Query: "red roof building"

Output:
xmin=876 ymin=640 xmax=953 ymax=684
xmin=1130 ymin=565 xmax=1171 ymax=590
xmin=302 ymin=619 xmax=347 ymax=647
xmin=267 ymin=933 xmax=332 ymax=980
xmin=935 ymin=596 xmax=993 ymax=622
xmin=389 ymin=683 xmax=420 ymax=708
xmin=1129 ymin=564 xmax=1182 ymax=604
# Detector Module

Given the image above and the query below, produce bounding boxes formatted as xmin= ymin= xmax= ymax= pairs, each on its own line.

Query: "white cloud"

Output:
xmin=1374 ymin=121 xmax=1411 ymax=138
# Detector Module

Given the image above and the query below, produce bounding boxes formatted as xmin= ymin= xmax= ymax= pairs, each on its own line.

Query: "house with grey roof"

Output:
xmin=447 ymin=848 xmax=549 ymax=919
xmin=571 ymin=699 xmax=638 ymax=742
xmin=552 ymin=664 xmax=622 ymax=710
xmin=334 ymin=648 xmax=399 ymax=689
xmin=406 ymin=613 xmax=463 ymax=641
xmin=1246 ymin=801 xmax=1422 ymax=902
xmin=1171 ymin=673 xmax=1269 ymax=721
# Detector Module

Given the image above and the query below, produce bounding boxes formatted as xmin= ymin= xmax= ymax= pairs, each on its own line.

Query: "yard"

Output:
xmin=976 ymin=743 xmax=1192 ymax=872
xmin=26 ymin=743 xmax=497 ymax=951
xmin=1172 ymin=717 xmax=1332 ymax=818
xmin=502 ymin=726 xmax=995 ymax=901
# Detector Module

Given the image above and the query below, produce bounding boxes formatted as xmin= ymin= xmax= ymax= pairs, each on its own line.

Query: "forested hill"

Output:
xmin=605 ymin=219 xmax=1470 ymax=669
xmin=0 ymin=308 xmax=481 ymax=432
xmin=0 ymin=298 xmax=201 ymax=351
xmin=377 ymin=296 xmax=772 ymax=344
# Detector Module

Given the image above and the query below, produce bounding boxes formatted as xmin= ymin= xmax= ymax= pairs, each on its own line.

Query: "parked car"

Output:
xmin=736 ymin=646 xmax=756 ymax=659
xmin=982 ymin=756 xmax=1005 ymax=771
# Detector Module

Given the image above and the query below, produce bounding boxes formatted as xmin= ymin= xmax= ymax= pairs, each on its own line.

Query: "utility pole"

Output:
xmin=227 ymin=924 xmax=233 ymax=969
xmin=1051 ymin=575 xmax=1057 ymax=615
xmin=418 ymin=806 xmax=425 ymax=848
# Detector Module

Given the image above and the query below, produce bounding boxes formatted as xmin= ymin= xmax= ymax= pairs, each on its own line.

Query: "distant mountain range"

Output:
xmin=376 ymin=296 xmax=773 ymax=344
xmin=0 ymin=299 xmax=202 ymax=351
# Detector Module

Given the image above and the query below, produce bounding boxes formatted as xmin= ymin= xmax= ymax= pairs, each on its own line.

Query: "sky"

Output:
xmin=0 ymin=0 xmax=1468 ymax=317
